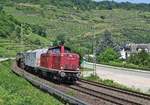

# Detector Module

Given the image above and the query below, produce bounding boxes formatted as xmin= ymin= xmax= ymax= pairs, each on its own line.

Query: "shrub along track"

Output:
xmin=12 ymin=63 xmax=150 ymax=105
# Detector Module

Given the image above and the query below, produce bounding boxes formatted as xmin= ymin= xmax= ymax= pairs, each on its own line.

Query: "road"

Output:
xmin=81 ymin=62 xmax=150 ymax=93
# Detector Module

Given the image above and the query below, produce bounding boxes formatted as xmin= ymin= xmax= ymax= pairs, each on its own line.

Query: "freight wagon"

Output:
xmin=24 ymin=49 xmax=47 ymax=69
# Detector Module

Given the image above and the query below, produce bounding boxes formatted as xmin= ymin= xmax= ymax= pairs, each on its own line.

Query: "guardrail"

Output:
xmin=81 ymin=61 xmax=150 ymax=74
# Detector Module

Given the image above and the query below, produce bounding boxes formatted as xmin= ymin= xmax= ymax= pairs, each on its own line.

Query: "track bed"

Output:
xmin=12 ymin=63 xmax=150 ymax=105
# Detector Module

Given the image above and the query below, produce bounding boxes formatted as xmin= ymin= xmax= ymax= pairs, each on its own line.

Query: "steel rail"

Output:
xmin=11 ymin=62 xmax=150 ymax=105
xmin=12 ymin=64 xmax=88 ymax=105
xmin=80 ymin=79 xmax=150 ymax=100
xmin=70 ymin=85 xmax=140 ymax=105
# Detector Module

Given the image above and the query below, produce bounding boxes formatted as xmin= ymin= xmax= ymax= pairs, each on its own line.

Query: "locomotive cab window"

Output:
xmin=47 ymin=46 xmax=71 ymax=53
xmin=52 ymin=48 xmax=60 ymax=53
xmin=47 ymin=48 xmax=60 ymax=53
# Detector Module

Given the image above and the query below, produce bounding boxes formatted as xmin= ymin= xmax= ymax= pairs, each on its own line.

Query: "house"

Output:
xmin=120 ymin=43 xmax=150 ymax=59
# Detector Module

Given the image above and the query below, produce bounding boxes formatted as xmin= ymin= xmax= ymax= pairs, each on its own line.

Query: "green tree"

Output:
xmin=0 ymin=11 xmax=19 ymax=38
xmin=97 ymin=30 xmax=115 ymax=53
xmin=98 ymin=48 xmax=119 ymax=63
xmin=52 ymin=33 xmax=66 ymax=46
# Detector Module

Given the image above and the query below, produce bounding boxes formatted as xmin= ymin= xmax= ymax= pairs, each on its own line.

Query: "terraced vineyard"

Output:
xmin=0 ymin=1 xmax=150 ymax=57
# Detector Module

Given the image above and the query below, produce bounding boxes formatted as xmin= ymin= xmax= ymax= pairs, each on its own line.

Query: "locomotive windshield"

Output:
xmin=48 ymin=46 xmax=71 ymax=53
xmin=52 ymin=48 xmax=60 ymax=53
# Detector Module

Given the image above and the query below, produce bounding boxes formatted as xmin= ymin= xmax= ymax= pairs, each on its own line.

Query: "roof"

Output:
xmin=136 ymin=45 xmax=150 ymax=49
xmin=48 ymin=45 xmax=71 ymax=51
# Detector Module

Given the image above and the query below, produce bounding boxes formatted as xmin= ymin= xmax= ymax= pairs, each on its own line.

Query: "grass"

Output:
xmin=66 ymin=90 xmax=75 ymax=96
xmin=83 ymin=74 xmax=141 ymax=93
xmin=0 ymin=60 xmax=63 ymax=105
xmin=80 ymin=67 xmax=93 ymax=71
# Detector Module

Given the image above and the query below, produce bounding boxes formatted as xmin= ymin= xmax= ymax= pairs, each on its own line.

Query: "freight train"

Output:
xmin=16 ymin=45 xmax=80 ymax=83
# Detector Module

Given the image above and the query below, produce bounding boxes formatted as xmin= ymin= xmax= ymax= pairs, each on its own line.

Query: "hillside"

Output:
xmin=0 ymin=0 xmax=150 ymax=57
xmin=0 ymin=60 xmax=62 ymax=105
xmin=0 ymin=9 xmax=49 ymax=57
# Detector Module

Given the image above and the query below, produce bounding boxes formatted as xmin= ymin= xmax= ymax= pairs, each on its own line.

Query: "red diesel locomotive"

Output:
xmin=16 ymin=45 xmax=80 ymax=83
xmin=40 ymin=45 xmax=80 ymax=82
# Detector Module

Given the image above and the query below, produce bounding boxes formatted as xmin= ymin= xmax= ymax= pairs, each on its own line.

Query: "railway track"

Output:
xmin=12 ymin=63 xmax=118 ymax=105
xmin=70 ymin=85 xmax=138 ymax=105
xmin=12 ymin=63 xmax=150 ymax=105
xmin=73 ymin=79 xmax=150 ymax=105
xmin=80 ymin=79 xmax=150 ymax=100
xmin=11 ymin=63 xmax=88 ymax=105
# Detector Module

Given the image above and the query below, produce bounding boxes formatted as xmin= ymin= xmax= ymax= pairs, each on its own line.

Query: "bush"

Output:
xmin=30 ymin=24 xmax=47 ymax=37
xmin=127 ymin=50 xmax=150 ymax=68
xmin=0 ymin=11 xmax=19 ymax=38
xmin=98 ymin=48 xmax=119 ymax=63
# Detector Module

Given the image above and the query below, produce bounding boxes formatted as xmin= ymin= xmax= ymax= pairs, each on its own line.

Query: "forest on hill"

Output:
xmin=0 ymin=0 xmax=150 ymax=57
xmin=0 ymin=0 xmax=150 ymax=11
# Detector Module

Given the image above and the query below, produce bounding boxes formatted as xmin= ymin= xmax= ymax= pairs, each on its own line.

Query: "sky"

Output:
xmin=94 ymin=0 xmax=150 ymax=3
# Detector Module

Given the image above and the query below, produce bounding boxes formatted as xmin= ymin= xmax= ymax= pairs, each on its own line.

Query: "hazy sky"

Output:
xmin=94 ymin=0 xmax=150 ymax=3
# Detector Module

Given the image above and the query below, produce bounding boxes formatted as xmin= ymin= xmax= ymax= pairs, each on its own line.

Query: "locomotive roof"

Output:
xmin=48 ymin=46 xmax=71 ymax=51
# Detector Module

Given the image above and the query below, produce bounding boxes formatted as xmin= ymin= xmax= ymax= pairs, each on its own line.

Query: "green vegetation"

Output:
xmin=96 ymin=48 xmax=150 ymax=71
xmin=0 ymin=11 xmax=18 ymax=38
xmin=98 ymin=48 xmax=119 ymax=63
xmin=84 ymin=74 xmax=141 ymax=93
xmin=0 ymin=0 xmax=150 ymax=11
xmin=128 ymin=50 xmax=150 ymax=68
xmin=66 ymin=90 xmax=75 ymax=96
xmin=0 ymin=1 xmax=149 ymax=104
xmin=103 ymin=61 xmax=150 ymax=71
xmin=0 ymin=60 xmax=63 ymax=105
xmin=80 ymin=67 xmax=93 ymax=71
xmin=0 ymin=0 xmax=149 ymax=58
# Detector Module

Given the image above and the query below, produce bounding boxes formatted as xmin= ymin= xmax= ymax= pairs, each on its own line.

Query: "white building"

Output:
xmin=120 ymin=43 xmax=150 ymax=59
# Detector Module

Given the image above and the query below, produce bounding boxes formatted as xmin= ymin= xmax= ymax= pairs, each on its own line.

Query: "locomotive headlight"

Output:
xmin=77 ymin=68 xmax=80 ymax=70
xmin=60 ymin=72 xmax=66 ymax=77
xmin=60 ymin=66 xmax=64 ymax=70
